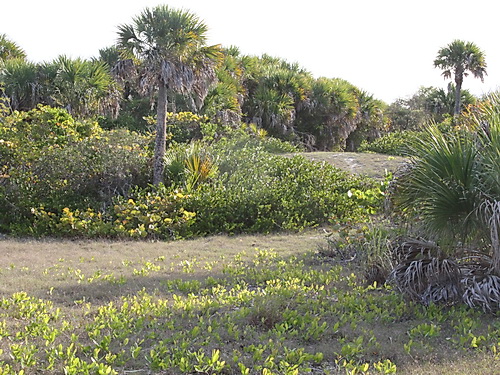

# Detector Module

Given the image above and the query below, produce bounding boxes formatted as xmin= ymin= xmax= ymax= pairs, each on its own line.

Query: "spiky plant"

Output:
xmin=390 ymin=94 xmax=500 ymax=310
xmin=394 ymin=123 xmax=481 ymax=246
xmin=164 ymin=141 xmax=218 ymax=192
xmin=0 ymin=58 xmax=40 ymax=111
xmin=0 ymin=34 xmax=26 ymax=62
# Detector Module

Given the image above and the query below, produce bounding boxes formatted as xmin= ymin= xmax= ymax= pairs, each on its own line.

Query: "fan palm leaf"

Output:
xmin=395 ymin=123 xmax=481 ymax=244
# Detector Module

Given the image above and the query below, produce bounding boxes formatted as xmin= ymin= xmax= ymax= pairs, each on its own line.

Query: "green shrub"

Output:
xmin=0 ymin=105 xmax=101 ymax=151
xmin=186 ymin=147 xmax=383 ymax=234
xmin=215 ymin=130 xmax=300 ymax=154
xmin=358 ymin=131 xmax=421 ymax=156
xmin=30 ymin=186 xmax=195 ymax=239
xmin=0 ymin=127 xmax=152 ymax=232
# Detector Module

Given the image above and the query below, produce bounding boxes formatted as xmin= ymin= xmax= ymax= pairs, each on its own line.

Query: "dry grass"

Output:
xmin=400 ymin=353 xmax=500 ymax=374
xmin=0 ymin=232 xmax=324 ymax=303
xmin=1 ymin=232 xmax=500 ymax=374
xmin=291 ymin=152 xmax=407 ymax=179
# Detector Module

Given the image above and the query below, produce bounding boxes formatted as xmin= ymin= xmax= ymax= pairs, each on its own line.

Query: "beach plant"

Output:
xmin=389 ymin=94 xmax=500 ymax=310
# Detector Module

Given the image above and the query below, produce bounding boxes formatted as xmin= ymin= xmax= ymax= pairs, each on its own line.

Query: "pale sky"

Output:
xmin=2 ymin=0 xmax=499 ymax=103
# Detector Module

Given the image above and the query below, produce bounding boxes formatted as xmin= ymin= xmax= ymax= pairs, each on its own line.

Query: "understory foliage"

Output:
xmin=0 ymin=105 xmax=384 ymax=237
xmin=358 ymin=130 xmax=422 ymax=156
xmin=30 ymin=188 xmax=195 ymax=239
xmin=0 ymin=106 xmax=151 ymax=231
xmin=187 ymin=145 xmax=383 ymax=234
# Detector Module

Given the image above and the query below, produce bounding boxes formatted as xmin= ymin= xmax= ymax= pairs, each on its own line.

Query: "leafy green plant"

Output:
xmin=164 ymin=141 xmax=218 ymax=192
xmin=359 ymin=130 xmax=421 ymax=156
xmin=186 ymin=146 xmax=382 ymax=235
xmin=30 ymin=186 xmax=195 ymax=239
xmin=393 ymin=124 xmax=480 ymax=244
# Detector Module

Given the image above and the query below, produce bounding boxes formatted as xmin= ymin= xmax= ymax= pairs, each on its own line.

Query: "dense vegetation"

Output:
xmin=0 ymin=104 xmax=383 ymax=238
xmin=1 ymin=4 xmax=499 ymax=374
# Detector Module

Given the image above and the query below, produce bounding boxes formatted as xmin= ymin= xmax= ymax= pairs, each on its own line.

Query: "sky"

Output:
xmin=2 ymin=0 xmax=499 ymax=103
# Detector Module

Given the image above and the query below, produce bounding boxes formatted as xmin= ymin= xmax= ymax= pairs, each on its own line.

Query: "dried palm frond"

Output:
xmin=462 ymin=275 xmax=500 ymax=312
xmin=480 ymin=200 xmax=500 ymax=274
xmin=111 ymin=59 xmax=137 ymax=82
xmin=422 ymin=282 xmax=462 ymax=306
xmin=457 ymin=249 xmax=493 ymax=277
xmin=390 ymin=236 xmax=441 ymax=263
xmin=389 ymin=256 xmax=461 ymax=304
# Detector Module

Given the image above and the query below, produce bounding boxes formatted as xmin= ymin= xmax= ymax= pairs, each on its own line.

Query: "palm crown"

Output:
xmin=118 ymin=6 xmax=208 ymax=60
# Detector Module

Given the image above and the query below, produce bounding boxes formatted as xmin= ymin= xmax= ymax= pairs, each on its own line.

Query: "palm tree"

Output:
xmin=117 ymin=5 xmax=221 ymax=185
xmin=424 ymin=84 xmax=476 ymax=121
xmin=297 ymin=77 xmax=359 ymax=150
xmin=434 ymin=40 xmax=487 ymax=116
xmin=47 ymin=56 xmax=119 ymax=118
xmin=0 ymin=34 xmax=26 ymax=62
xmin=0 ymin=58 xmax=40 ymax=111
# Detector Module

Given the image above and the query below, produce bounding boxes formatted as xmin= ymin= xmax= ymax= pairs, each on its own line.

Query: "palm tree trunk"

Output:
xmin=454 ymin=76 xmax=462 ymax=116
xmin=153 ymin=83 xmax=168 ymax=186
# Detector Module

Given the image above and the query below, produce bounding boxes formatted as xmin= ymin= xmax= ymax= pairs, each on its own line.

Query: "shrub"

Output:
xmin=215 ymin=130 xmax=300 ymax=154
xmin=358 ymin=131 xmax=421 ymax=156
xmin=30 ymin=185 xmax=195 ymax=239
xmin=186 ymin=146 xmax=383 ymax=234
xmin=0 ymin=105 xmax=101 ymax=151
xmin=0 ymin=127 xmax=152 ymax=232
xmin=144 ymin=111 xmax=214 ymax=143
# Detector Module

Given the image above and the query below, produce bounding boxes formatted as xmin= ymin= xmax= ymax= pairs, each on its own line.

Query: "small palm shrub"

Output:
xmin=388 ymin=93 xmax=500 ymax=311
xmin=393 ymin=124 xmax=480 ymax=245
xmin=164 ymin=141 xmax=218 ymax=192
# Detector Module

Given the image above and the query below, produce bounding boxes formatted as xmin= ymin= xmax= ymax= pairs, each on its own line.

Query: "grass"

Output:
xmin=1 ymin=233 xmax=500 ymax=374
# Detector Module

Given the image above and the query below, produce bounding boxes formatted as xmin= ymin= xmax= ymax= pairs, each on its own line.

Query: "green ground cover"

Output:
xmin=0 ymin=235 xmax=499 ymax=374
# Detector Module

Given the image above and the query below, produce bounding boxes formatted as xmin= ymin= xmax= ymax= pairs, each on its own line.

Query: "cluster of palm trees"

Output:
xmin=0 ymin=6 xmax=489 ymax=187
xmin=0 ymin=34 xmax=119 ymax=118
xmin=0 ymin=6 xmax=389 ymax=184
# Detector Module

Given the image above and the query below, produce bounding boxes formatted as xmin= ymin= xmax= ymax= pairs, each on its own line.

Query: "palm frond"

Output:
xmin=462 ymin=275 xmax=500 ymax=312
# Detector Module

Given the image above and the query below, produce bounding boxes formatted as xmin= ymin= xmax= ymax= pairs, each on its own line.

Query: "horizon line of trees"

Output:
xmin=0 ymin=14 xmax=490 ymax=162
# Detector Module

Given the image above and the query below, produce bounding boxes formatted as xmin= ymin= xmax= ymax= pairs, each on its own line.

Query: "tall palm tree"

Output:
xmin=434 ymin=40 xmax=487 ymax=116
xmin=117 ymin=5 xmax=221 ymax=185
